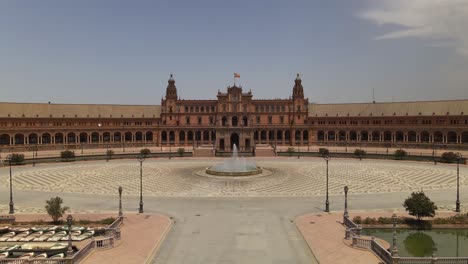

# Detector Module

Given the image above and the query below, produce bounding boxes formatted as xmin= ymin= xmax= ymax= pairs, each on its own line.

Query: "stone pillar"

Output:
xmin=10 ymin=137 xmax=13 ymax=145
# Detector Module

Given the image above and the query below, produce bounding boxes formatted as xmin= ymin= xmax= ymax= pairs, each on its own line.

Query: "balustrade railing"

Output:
xmin=352 ymin=236 xmax=372 ymax=249
xmin=370 ymin=239 xmax=392 ymax=264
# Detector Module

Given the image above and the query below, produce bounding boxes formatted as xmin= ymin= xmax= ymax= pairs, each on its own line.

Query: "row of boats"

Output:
xmin=0 ymin=243 xmax=68 ymax=259
xmin=0 ymin=226 xmax=96 ymax=242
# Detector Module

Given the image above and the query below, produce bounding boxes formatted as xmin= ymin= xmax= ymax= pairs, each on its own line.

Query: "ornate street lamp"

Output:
xmin=391 ymin=214 xmax=399 ymax=257
xmin=323 ymin=155 xmax=331 ymax=212
xmin=118 ymin=186 xmax=123 ymax=217
xmin=7 ymin=154 xmax=14 ymax=214
xmin=343 ymin=186 xmax=349 ymax=221
xmin=456 ymin=152 xmax=462 ymax=212
xmin=67 ymin=214 xmax=74 ymax=256
xmin=296 ymin=142 xmax=300 ymax=159
xmin=137 ymin=155 xmax=145 ymax=213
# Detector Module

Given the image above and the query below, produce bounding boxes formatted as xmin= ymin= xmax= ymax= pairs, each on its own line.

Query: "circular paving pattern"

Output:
xmin=0 ymin=158 xmax=466 ymax=197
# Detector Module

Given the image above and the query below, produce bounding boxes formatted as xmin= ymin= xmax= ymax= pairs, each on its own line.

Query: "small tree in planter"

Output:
xmin=8 ymin=153 xmax=25 ymax=165
xmin=354 ymin=149 xmax=366 ymax=160
xmin=106 ymin=149 xmax=115 ymax=160
xmin=441 ymin=152 xmax=458 ymax=163
xmin=140 ymin=148 xmax=151 ymax=158
xmin=60 ymin=150 xmax=75 ymax=162
xmin=177 ymin=148 xmax=185 ymax=157
xmin=394 ymin=149 xmax=407 ymax=160
xmin=287 ymin=147 xmax=295 ymax=157
xmin=319 ymin=148 xmax=329 ymax=157
xmin=403 ymin=191 xmax=437 ymax=221
xmin=45 ymin=196 xmax=70 ymax=224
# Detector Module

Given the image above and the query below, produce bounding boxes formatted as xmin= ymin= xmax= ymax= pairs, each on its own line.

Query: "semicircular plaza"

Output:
xmin=1 ymin=158 xmax=465 ymax=197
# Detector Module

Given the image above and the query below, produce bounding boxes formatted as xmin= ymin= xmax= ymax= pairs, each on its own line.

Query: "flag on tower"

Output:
xmin=234 ymin=73 xmax=240 ymax=78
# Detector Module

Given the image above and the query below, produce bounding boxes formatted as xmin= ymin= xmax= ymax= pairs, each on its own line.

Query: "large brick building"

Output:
xmin=1 ymin=74 xmax=467 ymax=152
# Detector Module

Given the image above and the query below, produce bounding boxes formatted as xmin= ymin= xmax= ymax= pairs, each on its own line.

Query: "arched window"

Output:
xmin=80 ymin=132 xmax=88 ymax=143
xmin=0 ymin=134 xmax=10 ymax=145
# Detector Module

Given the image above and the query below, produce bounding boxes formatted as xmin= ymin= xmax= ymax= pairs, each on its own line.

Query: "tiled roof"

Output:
xmin=0 ymin=102 xmax=161 ymax=118
xmin=309 ymin=100 xmax=468 ymax=117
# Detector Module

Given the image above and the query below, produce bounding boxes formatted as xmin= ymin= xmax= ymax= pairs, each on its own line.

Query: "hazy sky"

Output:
xmin=1 ymin=0 xmax=468 ymax=105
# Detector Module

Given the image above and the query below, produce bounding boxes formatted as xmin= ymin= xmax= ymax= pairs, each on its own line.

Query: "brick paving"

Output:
xmin=83 ymin=213 xmax=171 ymax=264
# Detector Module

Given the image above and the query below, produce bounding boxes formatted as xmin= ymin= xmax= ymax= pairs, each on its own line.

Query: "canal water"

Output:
xmin=362 ymin=229 xmax=468 ymax=257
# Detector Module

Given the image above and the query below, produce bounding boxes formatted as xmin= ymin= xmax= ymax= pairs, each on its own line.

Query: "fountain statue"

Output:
xmin=206 ymin=144 xmax=263 ymax=176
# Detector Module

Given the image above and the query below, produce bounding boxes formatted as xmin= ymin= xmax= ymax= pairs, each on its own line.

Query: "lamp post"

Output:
xmin=343 ymin=186 xmax=349 ymax=221
xmin=296 ymin=142 xmax=300 ymax=159
xmin=456 ymin=152 xmax=462 ymax=213
xmin=67 ymin=214 xmax=74 ymax=256
xmin=324 ymin=155 xmax=331 ymax=212
xmin=391 ymin=214 xmax=399 ymax=257
xmin=433 ymin=143 xmax=437 ymax=165
xmin=7 ymin=155 xmax=14 ymax=214
xmin=137 ymin=155 xmax=145 ymax=213
xmin=118 ymin=186 xmax=123 ymax=218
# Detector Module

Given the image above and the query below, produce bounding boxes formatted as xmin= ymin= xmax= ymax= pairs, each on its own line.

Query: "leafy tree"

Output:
xmin=45 ymin=197 xmax=70 ymax=224
xmin=354 ymin=149 xmax=366 ymax=160
xmin=319 ymin=148 xmax=330 ymax=157
xmin=441 ymin=152 xmax=458 ymax=163
xmin=403 ymin=191 xmax=437 ymax=221
xmin=60 ymin=150 xmax=75 ymax=162
xmin=177 ymin=148 xmax=185 ymax=157
xmin=106 ymin=149 xmax=115 ymax=160
xmin=394 ymin=149 xmax=407 ymax=160
xmin=140 ymin=148 xmax=151 ymax=157
xmin=8 ymin=153 xmax=25 ymax=165
xmin=287 ymin=147 xmax=295 ymax=157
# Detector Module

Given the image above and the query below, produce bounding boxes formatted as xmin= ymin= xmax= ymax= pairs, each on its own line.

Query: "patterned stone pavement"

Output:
xmin=0 ymin=158 xmax=465 ymax=198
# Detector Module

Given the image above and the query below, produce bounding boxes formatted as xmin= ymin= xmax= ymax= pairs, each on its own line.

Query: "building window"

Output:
xmin=256 ymin=116 xmax=260 ymax=124
xmin=198 ymin=116 xmax=202 ymax=125
xmin=186 ymin=117 xmax=190 ymax=124
xmin=282 ymin=105 xmax=285 ymax=112
xmin=268 ymin=116 xmax=272 ymax=124
xmin=280 ymin=116 xmax=284 ymax=124
xmin=209 ymin=116 xmax=214 ymax=124
xmin=185 ymin=106 xmax=188 ymax=112
xmin=190 ymin=106 xmax=194 ymax=112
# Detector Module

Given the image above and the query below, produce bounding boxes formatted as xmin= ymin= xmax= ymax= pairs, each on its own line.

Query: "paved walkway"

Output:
xmin=296 ymin=211 xmax=460 ymax=264
xmin=296 ymin=212 xmax=382 ymax=264
xmin=84 ymin=213 xmax=171 ymax=264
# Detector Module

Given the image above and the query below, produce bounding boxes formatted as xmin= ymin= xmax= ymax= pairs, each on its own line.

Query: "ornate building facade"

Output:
xmin=0 ymin=74 xmax=467 ymax=153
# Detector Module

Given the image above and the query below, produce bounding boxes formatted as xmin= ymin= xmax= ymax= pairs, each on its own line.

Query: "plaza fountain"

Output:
xmin=206 ymin=144 xmax=263 ymax=176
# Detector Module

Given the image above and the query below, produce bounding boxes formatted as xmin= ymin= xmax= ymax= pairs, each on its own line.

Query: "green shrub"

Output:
xmin=100 ymin=217 xmax=116 ymax=225
xmin=140 ymin=148 xmax=151 ymax=157
xmin=354 ymin=149 xmax=366 ymax=159
xmin=177 ymin=148 xmax=185 ymax=157
xmin=319 ymin=148 xmax=330 ymax=156
xmin=287 ymin=147 xmax=295 ymax=157
xmin=441 ymin=152 xmax=458 ymax=163
xmin=353 ymin=216 xmax=362 ymax=224
xmin=8 ymin=153 xmax=25 ymax=165
xmin=60 ymin=150 xmax=75 ymax=161
xmin=394 ymin=149 xmax=407 ymax=160
xmin=363 ymin=217 xmax=376 ymax=225
xmin=106 ymin=149 xmax=114 ymax=159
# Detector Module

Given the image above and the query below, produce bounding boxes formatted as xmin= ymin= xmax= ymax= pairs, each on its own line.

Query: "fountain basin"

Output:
xmin=205 ymin=166 xmax=263 ymax=176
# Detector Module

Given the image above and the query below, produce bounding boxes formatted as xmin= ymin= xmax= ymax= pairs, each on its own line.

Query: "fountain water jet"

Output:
xmin=206 ymin=145 xmax=263 ymax=176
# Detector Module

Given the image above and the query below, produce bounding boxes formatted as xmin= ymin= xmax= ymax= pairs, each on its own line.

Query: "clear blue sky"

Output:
xmin=1 ymin=0 xmax=467 ymax=104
